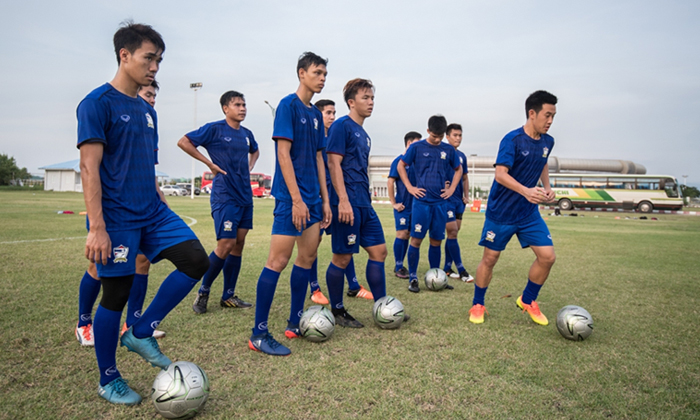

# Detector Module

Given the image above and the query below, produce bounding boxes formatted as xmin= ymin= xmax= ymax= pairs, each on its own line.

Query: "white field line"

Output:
xmin=0 ymin=215 xmax=198 ymax=245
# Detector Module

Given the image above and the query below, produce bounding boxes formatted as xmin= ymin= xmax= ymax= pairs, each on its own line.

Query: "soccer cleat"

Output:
xmin=408 ymin=279 xmax=420 ymax=293
xmin=120 ymin=327 xmax=171 ymax=369
xmin=332 ymin=308 xmax=364 ymax=328
xmin=394 ymin=267 xmax=409 ymax=279
xmin=120 ymin=322 xmax=128 ymax=337
xmin=446 ymin=269 xmax=460 ymax=279
xmin=310 ymin=289 xmax=329 ymax=305
xmin=284 ymin=324 xmax=302 ymax=339
xmin=122 ymin=322 xmax=165 ymax=339
xmin=444 ymin=283 xmax=454 ymax=290
xmin=469 ymin=304 xmax=488 ymax=324
xmin=347 ymin=285 xmax=373 ymax=300
xmin=403 ymin=313 xmax=411 ymax=323
xmin=460 ymin=270 xmax=475 ymax=283
xmin=221 ymin=295 xmax=253 ymax=309
xmin=248 ymin=332 xmax=291 ymax=356
xmin=516 ymin=295 xmax=549 ymax=326
xmin=75 ymin=323 xmax=94 ymax=346
xmin=192 ymin=292 xmax=209 ymax=314
xmin=98 ymin=377 xmax=142 ymax=405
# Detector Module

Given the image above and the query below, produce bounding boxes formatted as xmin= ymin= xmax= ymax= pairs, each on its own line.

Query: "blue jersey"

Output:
xmin=486 ymin=127 xmax=554 ymax=224
xmin=186 ymin=120 xmax=258 ymax=207
xmin=326 ymin=115 xmax=372 ymax=208
xmin=401 ymin=140 xmax=461 ymax=204
xmin=448 ymin=149 xmax=469 ymax=206
xmin=271 ymin=93 xmax=324 ymax=205
xmin=388 ymin=154 xmax=416 ymax=212
xmin=76 ymin=83 xmax=166 ymax=231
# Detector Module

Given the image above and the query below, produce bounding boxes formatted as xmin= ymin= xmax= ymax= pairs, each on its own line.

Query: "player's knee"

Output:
xmin=481 ymin=252 xmax=500 ymax=268
xmin=164 ymin=240 xmax=210 ymax=279
xmin=267 ymin=254 xmax=290 ymax=272
xmin=99 ymin=275 xmax=134 ymax=311
xmin=232 ymin=238 xmax=246 ymax=254
xmin=539 ymin=251 xmax=556 ymax=267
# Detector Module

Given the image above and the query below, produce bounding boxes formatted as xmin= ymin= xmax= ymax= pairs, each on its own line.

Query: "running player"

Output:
xmin=178 ymin=90 xmax=259 ymax=314
xmin=398 ymin=115 xmax=462 ymax=293
xmin=78 ymin=22 xmax=209 ymax=404
xmin=442 ymin=123 xmax=474 ymax=283
xmin=387 ymin=131 xmax=421 ymax=279
xmin=248 ymin=52 xmax=331 ymax=356
xmin=75 ymin=80 xmax=166 ymax=347
xmin=468 ymin=90 xmax=557 ymax=325
xmin=325 ymin=78 xmax=391 ymax=328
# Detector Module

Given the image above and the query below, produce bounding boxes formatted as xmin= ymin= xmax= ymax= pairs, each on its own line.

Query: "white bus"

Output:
xmin=545 ymin=174 xmax=683 ymax=213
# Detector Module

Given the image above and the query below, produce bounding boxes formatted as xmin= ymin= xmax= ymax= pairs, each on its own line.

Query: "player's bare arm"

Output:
xmin=328 ymin=153 xmax=353 ymax=226
xmin=249 ymin=149 xmax=260 ymax=172
xmin=177 ymin=136 xmax=228 ymax=176
xmin=494 ymin=165 xmax=546 ymax=204
xmin=79 ymin=142 xmax=111 ymax=265
xmin=398 ymin=160 xmax=425 ymax=198
xmin=277 ymin=139 xmax=309 ymax=231
xmin=387 ymin=177 xmax=404 ymax=211
xmin=317 ymin=150 xmax=332 ymax=229
xmin=462 ymin=172 xmax=470 ymax=204
xmin=441 ymin=166 xmax=463 ymax=199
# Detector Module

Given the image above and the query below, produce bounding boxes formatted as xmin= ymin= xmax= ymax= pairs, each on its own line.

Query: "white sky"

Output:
xmin=1 ymin=1 xmax=699 ymax=185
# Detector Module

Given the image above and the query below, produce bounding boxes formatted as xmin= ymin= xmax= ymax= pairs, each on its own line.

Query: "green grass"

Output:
xmin=1 ymin=190 xmax=699 ymax=419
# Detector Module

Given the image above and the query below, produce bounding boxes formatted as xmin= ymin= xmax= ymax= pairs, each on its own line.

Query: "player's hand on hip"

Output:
xmin=440 ymin=187 xmax=455 ymax=199
xmin=338 ymin=200 xmax=354 ymax=226
xmin=392 ymin=202 xmax=405 ymax=212
xmin=292 ymin=201 xmax=309 ymax=232
xmin=409 ymin=186 xmax=426 ymax=198
xmin=209 ymin=163 xmax=227 ymax=176
xmin=85 ymin=228 xmax=111 ymax=265
xmin=320 ymin=202 xmax=332 ymax=229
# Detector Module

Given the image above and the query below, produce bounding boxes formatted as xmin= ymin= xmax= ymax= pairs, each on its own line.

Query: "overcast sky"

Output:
xmin=1 ymin=1 xmax=699 ymax=186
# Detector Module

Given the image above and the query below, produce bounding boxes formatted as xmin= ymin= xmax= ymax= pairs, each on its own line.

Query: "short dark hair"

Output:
xmin=150 ymin=79 xmax=159 ymax=91
xmin=113 ymin=21 xmax=165 ymax=64
xmin=343 ymin=78 xmax=374 ymax=106
xmin=428 ymin=115 xmax=448 ymax=137
xmin=404 ymin=131 xmax=422 ymax=146
xmin=220 ymin=91 xmax=245 ymax=108
xmin=525 ymin=90 xmax=558 ymax=117
xmin=446 ymin=123 xmax=462 ymax=135
xmin=297 ymin=52 xmax=328 ymax=78
xmin=314 ymin=99 xmax=335 ymax=111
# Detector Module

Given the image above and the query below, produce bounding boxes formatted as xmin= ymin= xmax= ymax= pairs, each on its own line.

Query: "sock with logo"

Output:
xmin=521 ymin=279 xmax=543 ymax=305
xmin=252 ymin=267 xmax=280 ymax=336
xmin=309 ymin=258 xmax=320 ymax=293
xmin=326 ymin=262 xmax=345 ymax=309
xmin=125 ymin=274 xmax=148 ymax=328
xmin=443 ymin=243 xmax=453 ymax=272
xmin=473 ymin=284 xmax=488 ymax=306
xmin=78 ymin=271 xmax=101 ymax=327
xmin=393 ymin=238 xmax=404 ymax=270
xmin=399 ymin=238 xmax=409 ymax=267
xmin=198 ymin=252 xmax=225 ymax=295
xmin=428 ymin=244 xmax=441 ymax=269
xmin=132 ymin=270 xmax=198 ymax=339
xmin=407 ymin=245 xmax=420 ymax=281
xmin=446 ymin=239 xmax=465 ymax=271
xmin=345 ymin=256 xmax=360 ymax=291
xmin=288 ymin=265 xmax=309 ymax=326
xmin=365 ymin=260 xmax=386 ymax=301
xmin=94 ymin=305 xmax=122 ymax=386
xmin=221 ymin=254 xmax=242 ymax=301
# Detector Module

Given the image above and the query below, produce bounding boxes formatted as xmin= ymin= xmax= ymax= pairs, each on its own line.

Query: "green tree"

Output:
xmin=681 ymin=185 xmax=700 ymax=198
xmin=0 ymin=154 xmax=30 ymax=185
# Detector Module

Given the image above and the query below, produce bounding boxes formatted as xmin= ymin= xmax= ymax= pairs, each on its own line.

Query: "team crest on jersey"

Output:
xmin=542 ymin=147 xmax=549 ymax=158
xmin=485 ymin=231 xmax=496 ymax=242
xmin=223 ymin=136 xmax=232 ymax=142
xmin=440 ymin=151 xmax=446 ymax=160
xmin=347 ymin=234 xmax=357 ymax=245
xmin=246 ymin=137 xmax=250 ymax=146
xmin=145 ymin=113 xmax=154 ymax=129
xmin=522 ymin=150 xmax=530 ymax=156
xmin=301 ymin=118 xmax=307 ymax=124
xmin=313 ymin=118 xmax=318 ymax=130
xmin=224 ymin=220 xmax=233 ymax=231
xmin=113 ymin=245 xmax=129 ymax=263
xmin=447 ymin=210 xmax=454 ymax=218
xmin=414 ymin=224 xmax=422 ymax=233
xmin=400 ymin=217 xmax=406 ymax=226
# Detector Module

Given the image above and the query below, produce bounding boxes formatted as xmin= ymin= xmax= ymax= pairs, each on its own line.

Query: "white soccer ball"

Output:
xmin=556 ymin=305 xmax=594 ymax=341
xmin=151 ymin=361 xmax=210 ymax=419
xmin=299 ymin=305 xmax=336 ymax=342
xmin=372 ymin=296 xmax=405 ymax=329
xmin=424 ymin=268 xmax=448 ymax=291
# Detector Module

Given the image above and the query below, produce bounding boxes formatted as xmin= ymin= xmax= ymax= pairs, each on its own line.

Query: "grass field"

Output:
xmin=1 ymin=190 xmax=699 ymax=419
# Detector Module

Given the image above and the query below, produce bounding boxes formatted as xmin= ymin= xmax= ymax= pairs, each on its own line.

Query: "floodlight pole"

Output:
xmin=682 ymin=175 xmax=688 ymax=186
xmin=190 ymin=82 xmax=202 ymax=199
xmin=470 ymin=154 xmax=477 ymax=200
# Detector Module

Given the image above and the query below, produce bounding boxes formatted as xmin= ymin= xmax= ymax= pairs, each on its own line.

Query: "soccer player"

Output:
xmin=248 ymin=52 xmax=331 ymax=356
xmin=468 ymin=90 xmax=557 ymax=326
xmin=325 ymin=78 xmax=392 ymax=328
xmin=76 ymin=80 xmax=166 ymax=347
xmin=309 ymin=99 xmax=373 ymax=305
xmin=387 ymin=131 xmax=421 ymax=279
xmin=398 ymin=115 xmax=463 ymax=293
xmin=78 ymin=22 xmax=209 ymax=405
xmin=178 ymin=90 xmax=259 ymax=314
xmin=442 ymin=123 xmax=474 ymax=283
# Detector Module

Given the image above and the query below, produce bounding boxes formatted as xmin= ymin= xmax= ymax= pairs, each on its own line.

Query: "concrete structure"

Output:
xmin=40 ymin=159 xmax=169 ymax=192
xmin=370 ymin=155 xmax=646 ymax=198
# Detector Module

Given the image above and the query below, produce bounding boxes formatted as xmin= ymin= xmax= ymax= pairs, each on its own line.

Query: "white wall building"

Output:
xmin=39 ymin=159 xmax=169 ymax=192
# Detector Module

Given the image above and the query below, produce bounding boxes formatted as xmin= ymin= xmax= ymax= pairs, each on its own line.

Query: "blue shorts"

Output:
xmin=330 ymin=206 xmax=385 ymax=254
xmin=212 ymin=203 xmax=253 ymax=240
xmin=478 ymin=214 xmax=553 ymax=251
xmin=411 ymin=201 xmax=447 ymax=240
xmin=446 ymin=199 xmax=466 ymax=222
xmin=93 ymin=208 xmax=198 ymax=277
xmin=393 ymin=209 xmax=411 ymax=231
xmin=271 ymin=199 xmax=323 ymax=236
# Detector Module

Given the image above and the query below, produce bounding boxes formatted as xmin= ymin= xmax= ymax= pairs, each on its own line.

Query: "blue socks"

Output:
xmin=78 ymin=271 xmax=101 ymax=327
xmin=346 ymin=257 xmax=360 ymax=291
xmin=252 ymin=267 xmax=280 ymax=336
xmin=393 ymin=238 xmax=408 ymax=271
xmin=473 ymin=284 xmax=487 ymax=306
xmin=309 ymin=258 xmax=320 ymax=293
xmin=133 ymin=270 xmax=198 ymax=339
xmin=326 ymin=262 xmax=345 ymax=309
xmin=444 ymin=242 xmax=453 ymax=272
xmin=521 ymin=279 xmax=543 ymax=305
xmin=288 ymin=265 xmax=309 ymax=326
xmin=221 ymin=255 xmax=242 ymax=301
xmin=407 ymin=245 xmax=420 ymax=281
xmin=93 ymin=305 xmax=122 ymax=386
xmin=125 ymin=274 xmax=148 ymax=328
xmin=446 ymin=239 xmax=464 ymax=271
xmin=199 ymin=252 xmax=226 ymax=295
xmin=365 ymin=260 xmax=386 ymax=301
xmin=428 ymin=244 xmax=441 ymax=269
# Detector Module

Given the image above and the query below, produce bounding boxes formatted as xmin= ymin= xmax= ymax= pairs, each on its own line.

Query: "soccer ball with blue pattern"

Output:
xmin=556 ymin=305 xmax=594 ymax=341
xmin=300 ymin=305 xmax=336 ymax=342
xmin=424 ymin=268 xmax=448 ymax=291
xmin=372 ymin=296 xmax=405 ymax=329
xmin=151 ymin=361 xmax=209 ymax=419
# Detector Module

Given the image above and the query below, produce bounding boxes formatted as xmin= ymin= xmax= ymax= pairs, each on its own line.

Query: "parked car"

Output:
xmin=176 ymin=183 xmax=201 ymax=196
xmin=161 ymin=185 xmax=186 ymax=196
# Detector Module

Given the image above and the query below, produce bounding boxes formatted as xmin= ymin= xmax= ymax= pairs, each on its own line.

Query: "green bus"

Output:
xmin=545 ymin=174 xmax=683 ymax=213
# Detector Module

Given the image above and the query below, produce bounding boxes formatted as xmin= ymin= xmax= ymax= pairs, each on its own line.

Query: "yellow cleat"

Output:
xmin=516 ymin=295 xmax=549 ymax=326
xmin=468 ymin=304 xmax=488 ymax=324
